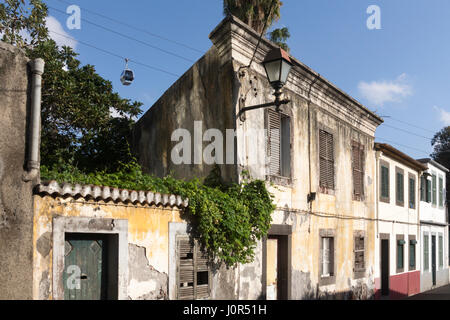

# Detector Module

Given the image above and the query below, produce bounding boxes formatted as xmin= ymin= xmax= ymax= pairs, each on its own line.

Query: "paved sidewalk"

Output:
xmin=407 ymin=284 xmax=450 ymax=300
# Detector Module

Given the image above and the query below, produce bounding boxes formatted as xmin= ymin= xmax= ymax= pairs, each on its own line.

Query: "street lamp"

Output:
xmin=239 ymin=47 xmax=293 ymax=120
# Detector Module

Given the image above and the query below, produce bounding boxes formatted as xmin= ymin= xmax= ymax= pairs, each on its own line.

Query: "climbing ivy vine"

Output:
xmin=41 ymin=162 xmax=275 ymax=267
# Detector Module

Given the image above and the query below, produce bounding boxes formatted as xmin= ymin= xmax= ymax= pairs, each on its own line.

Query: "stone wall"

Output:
xmin=0 ymin=41 xmax=35 ymax=299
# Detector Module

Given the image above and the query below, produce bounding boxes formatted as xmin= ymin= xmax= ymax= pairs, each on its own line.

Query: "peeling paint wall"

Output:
xmin=131 ymin=16 xmax=381 ymax=300
xmin=32 ymin=195 xmax=184 ymax=300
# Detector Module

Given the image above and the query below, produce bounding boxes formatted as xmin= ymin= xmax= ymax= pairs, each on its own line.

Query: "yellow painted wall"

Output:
xmin=32 ymin=195 xmax=183 ymax=300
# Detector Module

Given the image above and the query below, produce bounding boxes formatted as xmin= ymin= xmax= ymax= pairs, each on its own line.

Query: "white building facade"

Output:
xmin=417 ymin=159 xmax=449 ymax=292
xmin=374 ymin=144 xmax=426 ymax=299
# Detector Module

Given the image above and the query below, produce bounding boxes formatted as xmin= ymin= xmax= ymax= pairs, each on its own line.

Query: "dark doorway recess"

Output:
xmin=380 ymin=235 xmax=390 ymax=297
xmin=262 ymin=224 xmax=292 ymax=300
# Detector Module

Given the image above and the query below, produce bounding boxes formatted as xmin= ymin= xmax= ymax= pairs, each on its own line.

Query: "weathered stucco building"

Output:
xmin=133 ymin=15 xmax=384 ymax=299
xmin=32 ymin=181 xmax=191 ymax=300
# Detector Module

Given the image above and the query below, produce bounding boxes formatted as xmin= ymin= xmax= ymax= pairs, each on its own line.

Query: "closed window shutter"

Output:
xmin=354 ymin=237 xmax=365 ymax=271
xmin=409 ymin=243 xmax=416 ymax=268
xmin=268 ymin=110 xmax=281 ymax=176
xmin=421 ymin=176 xmax=426 ymax=201
xmin=424 ymin=235 xmax=429 ymax=271
xmin=409 ymin=178 xmax=415 ymax=209
xmin=439 ymin=178 xmax=444 ymax=207
xmin=432 ymin=175 xmax=437 ymax=205
xmin=177 ymin=238 xmax=210 ymax=300
xmin=427 ymin=180 xmax=432 ymax=203
xmin=397 ymin=173 xmax=404 ymax=203
xmin=381 ymin=166 xmax=389 ymax=199
xmin=439 ymin=235 xmax=444 ymax=267
xmin=319 ymin=130 xmax=335 ymax=189
xmin=177 ymin=238 xmax=195 ymax=300
xmin=352 ymin=144 xmax=364 ymax=198
xmin=397 ymin=243 xmax=404 ymax=269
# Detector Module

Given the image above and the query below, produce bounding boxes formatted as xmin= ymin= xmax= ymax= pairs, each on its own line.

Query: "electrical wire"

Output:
xmin=48 ymin=30 xmax=180 ymax=77
xmin=54 ymin=0 xmax=204 ymax=54
xmin=376 ymin=136 xmax=431 ymax=156
xmin=382 ymin=115 xmax=436 ymax=134
xmin=381 ymin=123 xmax=433 ymax=141
xmin=48 ymin=5 xmax=195 ymax=63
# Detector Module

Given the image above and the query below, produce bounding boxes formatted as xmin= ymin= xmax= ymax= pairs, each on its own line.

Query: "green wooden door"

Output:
xmin=63 ymin=236 xmax=105 ymax=300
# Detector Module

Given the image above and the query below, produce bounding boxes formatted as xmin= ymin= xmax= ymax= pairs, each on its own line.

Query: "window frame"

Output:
xmin=266 ymin=109 xmax=292 ymax=185
xmin=396 ymin=234 xmax=405 ymax=274
xmin=319 ymin=229 xmax=336 ymax=286
xmin=353 ymin=231 xmax=366 ymax=279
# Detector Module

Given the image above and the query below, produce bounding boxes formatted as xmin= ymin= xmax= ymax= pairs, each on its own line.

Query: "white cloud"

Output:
xmin=434 ymin=106 xmax=450 ymax=126
xmin=46 ymin=16 xmax=77 ymax=49
xmin=358 ymin=73 xmax=412 ymax=107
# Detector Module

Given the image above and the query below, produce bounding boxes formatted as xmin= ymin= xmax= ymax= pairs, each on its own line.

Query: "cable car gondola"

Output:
xmin=120 ymin=58 xmax=134 ymax=86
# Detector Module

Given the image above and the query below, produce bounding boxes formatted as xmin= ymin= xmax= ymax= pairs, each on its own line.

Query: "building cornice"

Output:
xmin=375 ymin=143 xmax=428 ymax=172
xmin=209 ymin=15 xmax=384 ymax=134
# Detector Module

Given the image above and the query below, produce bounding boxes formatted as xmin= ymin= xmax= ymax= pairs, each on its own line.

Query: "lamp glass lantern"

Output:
xmin=263 ymin=48 xmax=293 ymax=91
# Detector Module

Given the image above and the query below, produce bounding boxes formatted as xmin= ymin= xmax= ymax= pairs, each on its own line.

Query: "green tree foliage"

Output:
xmin=431 ymin=127 xmax=450 ymax=205
xmin=268 ymin=26 xmax=290 ymax=52
xmin=0 ymin=0 xmax=48 ymax=47
xmin=1 ymin=0 xmax=143 ymax=173
xmin=42 ymin=162 xmax=275 ymax=267
xmin=223 ymin=0 xmax=283 ymax=33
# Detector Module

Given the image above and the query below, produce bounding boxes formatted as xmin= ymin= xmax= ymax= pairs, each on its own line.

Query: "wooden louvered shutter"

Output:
xmin=352 ymin=143 xmax=364 ymax=199
xmin=421 ymin=176 xmax=426 ymax=201
xmin=195 ymin=243 xmax=210 ymax=299
xmin=268 ymin=110 xmax=281 ymax=176
xmin=319 ymin=130 xmax=335 ymax=190
xmin=177 ymin=238 xmax=195 ymax=300
xmin=177 ymin=238 xmax=210 ymax=300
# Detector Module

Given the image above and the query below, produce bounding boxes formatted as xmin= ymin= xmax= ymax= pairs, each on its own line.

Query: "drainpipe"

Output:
xmin=375 ymin=150 xmax=380 ymax=239
xmin=23 ymin=58 xmax=45 ymax=182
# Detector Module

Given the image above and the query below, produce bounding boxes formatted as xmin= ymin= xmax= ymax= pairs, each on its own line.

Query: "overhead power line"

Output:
xmin=48 ymin=5 xmax=195 ymax=63
xmin=382 ymin=115 xmax=436 ymax=135
xmin=381 ymin=123 xmax=433 ymax=141
xmin=54 ymin=0 xmax=204 ymax=54
xmin=48 ymin=30 xmax=180 ymax=78
xmin=376 ymin=136 xmax=431 ymax=156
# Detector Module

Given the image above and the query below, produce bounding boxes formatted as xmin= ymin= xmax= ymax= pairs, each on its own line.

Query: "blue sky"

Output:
xmin=44 ymin=0 xmax=450 ymax=159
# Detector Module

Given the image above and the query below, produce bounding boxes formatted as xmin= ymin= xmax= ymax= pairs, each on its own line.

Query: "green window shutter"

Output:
xmin=439 ymin=235 xmax=444 ymax=268
xmin=420 ymin=176 xmax=426 ymax=201
xmin=397 ymin=173 xmax=404 ymax=204
xmin=432 ymin=175 xmax=437 ymax=205
xmin=409 ymin=243 xmax=416 ymax=268
xmin=439 ymin=178 xmax=444 ymax=207
xmin=381 ymin=166 xmax=389 ymax=199
xmin=397 ymin=243 xmax=404 ymax=269
xmin=409 ymin=178 xmax=415 ymax=209
xmin=427 ymin=180 xmax=432 ymax=203
xmin=424 ymin=235 xmax=429 ymax=271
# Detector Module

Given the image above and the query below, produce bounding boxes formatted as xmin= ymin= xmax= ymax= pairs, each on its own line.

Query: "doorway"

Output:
xmin=63 ymin=233 xmax=119 ymax=300
xmin=263 ymin=225 xmax=292 ymax=300
xmin=380 ymin=236 xmax=390 ymax=297
xmin=432 ymin=235 xmax=436 ymax=286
